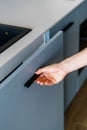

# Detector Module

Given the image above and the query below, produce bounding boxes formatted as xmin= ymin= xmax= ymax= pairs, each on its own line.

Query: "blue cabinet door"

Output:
xmin=0 ymin=31 xmax=64 ymax=130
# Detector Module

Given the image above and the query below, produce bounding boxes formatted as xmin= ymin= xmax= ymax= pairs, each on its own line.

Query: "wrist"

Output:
xmin=56 ymin=62 xmax=69 ymax=76
xmin=59 ymin=60 xmax=72 ymax=75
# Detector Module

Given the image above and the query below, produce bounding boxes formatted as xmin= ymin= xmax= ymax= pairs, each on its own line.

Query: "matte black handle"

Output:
xmin=24 ymin=74 xmax=39 ymax=88
xmin=63 ymin=22 xmax=74 ymax=32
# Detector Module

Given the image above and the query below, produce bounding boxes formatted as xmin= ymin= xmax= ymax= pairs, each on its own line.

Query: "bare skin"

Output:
xmin=35 ymin=48 xmax=87 ymax=86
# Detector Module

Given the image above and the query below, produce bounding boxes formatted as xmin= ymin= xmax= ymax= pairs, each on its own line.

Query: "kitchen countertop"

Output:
xmin=0 ymin=0 xmax=84 ymax=81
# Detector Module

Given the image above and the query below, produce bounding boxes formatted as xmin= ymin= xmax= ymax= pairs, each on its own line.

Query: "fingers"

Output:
xmin=35 ymin=74 xmax=56 ymax=86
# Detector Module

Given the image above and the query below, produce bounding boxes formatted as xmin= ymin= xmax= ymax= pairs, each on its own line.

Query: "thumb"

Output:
xmin=35 ymin=67 xmax=48 ymax=74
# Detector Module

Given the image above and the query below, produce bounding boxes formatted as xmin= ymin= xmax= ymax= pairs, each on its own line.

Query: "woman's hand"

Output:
xmin=35 ymin=63 xmax=67 ymax=86
xmin=35 ymin=48 xmax=87 ymax=86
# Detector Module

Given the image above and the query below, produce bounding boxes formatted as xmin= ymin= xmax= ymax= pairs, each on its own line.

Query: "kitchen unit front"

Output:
xmin=50 ymin=0 xmax=87 ymax=109
xmin=0 ymin=31 xmax=64 ymax=130
xmin=0 ymin=0 xmax=86 ymax=130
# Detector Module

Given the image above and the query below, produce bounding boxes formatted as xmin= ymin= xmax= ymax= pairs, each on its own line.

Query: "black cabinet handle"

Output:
xmin=24 ymin=74 xmax=39 ymax=88
xmin=63 ymin=22 xmax=74 ymax=32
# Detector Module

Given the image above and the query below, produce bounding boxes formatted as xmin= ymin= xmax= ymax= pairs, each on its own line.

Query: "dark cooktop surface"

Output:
xmin=0 ymin=24 xmax=32 ymax=53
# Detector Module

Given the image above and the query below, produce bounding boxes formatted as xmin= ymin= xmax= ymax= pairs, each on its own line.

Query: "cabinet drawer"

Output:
xmin=0 ymin=31 xmax=64 ymax=130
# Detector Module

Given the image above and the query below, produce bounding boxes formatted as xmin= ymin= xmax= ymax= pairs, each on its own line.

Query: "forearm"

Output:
xmin=60 ymin=48 xmax=87 ymax=74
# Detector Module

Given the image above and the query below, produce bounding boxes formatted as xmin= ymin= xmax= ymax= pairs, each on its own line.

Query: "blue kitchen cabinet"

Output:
xmin=50 ymin=12 xmax=79 ymax=109
xmin=0 ymin=31 xmax=64 ymax=130
xmin=50 ymin=1 xmax=87 ymax=110
xmin=64 ymin=2 xmax=87 ymax=109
